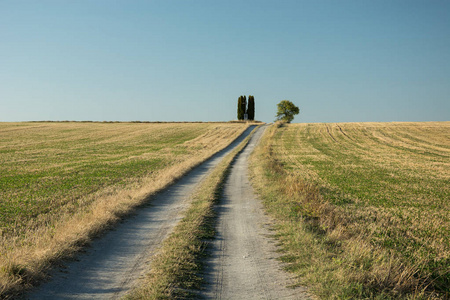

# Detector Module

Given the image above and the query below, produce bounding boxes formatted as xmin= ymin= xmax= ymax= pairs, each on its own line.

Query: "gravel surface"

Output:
xmin=200 ymin=125 xmax=311 ymax=300
xmin=26 ymin=126 xmax=256 ymax=300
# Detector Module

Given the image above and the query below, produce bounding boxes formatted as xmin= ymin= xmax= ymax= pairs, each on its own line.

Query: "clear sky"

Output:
xmin=1 ymin=0 xmax=449 ymax=123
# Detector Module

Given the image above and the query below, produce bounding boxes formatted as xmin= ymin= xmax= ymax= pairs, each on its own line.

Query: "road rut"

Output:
xmin=200 ymin=125 xmax=311 ymax=300
xmin=27 ymin=126 xmax=256 ymax=300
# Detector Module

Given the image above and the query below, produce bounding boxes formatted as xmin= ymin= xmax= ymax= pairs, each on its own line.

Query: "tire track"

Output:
xmin=336 ymin=124 xmax=354 ymax=141
xmin=325 ymin=124 xmax=338 ymax=143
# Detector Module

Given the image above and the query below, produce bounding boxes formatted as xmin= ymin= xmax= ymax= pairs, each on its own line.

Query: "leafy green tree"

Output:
xmin=247 ymin=95 xmax=255 ymax=120
xmin=275 ymin=100 xmax=299 ymax=123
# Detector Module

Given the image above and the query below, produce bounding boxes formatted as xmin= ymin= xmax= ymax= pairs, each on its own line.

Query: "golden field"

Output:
xmin=250 ymin=122 xmax=449 ymax=299
xmin=0 ymin=122 xmax=248 ymax=295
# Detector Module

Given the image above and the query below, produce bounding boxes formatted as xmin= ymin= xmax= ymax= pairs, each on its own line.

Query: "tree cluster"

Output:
xmin=237 ymin=95 xmax=255 ymax=121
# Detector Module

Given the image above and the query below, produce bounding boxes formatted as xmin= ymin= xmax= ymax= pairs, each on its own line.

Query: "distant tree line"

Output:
xmin=237 ymin=95 xmax=255 ymax=121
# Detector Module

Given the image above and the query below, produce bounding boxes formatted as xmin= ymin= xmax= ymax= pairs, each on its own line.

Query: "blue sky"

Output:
xmin=1 ymin=1 xmax=449 ymax=123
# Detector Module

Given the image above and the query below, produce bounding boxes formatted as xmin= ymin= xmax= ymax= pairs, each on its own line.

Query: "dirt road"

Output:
xmin=27 ymin=126 xmax=256 ymax=300
xmin=200 ymin=125 xmax=311 ymax=299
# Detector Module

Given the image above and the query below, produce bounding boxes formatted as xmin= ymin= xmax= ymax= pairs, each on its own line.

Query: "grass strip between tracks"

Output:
xmin=125 ymin=127 xmax=258 ymax=299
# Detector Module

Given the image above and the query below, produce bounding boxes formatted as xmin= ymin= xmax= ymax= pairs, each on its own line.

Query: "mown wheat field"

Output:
xmin=251 ymin=122 xmax=449 ymax=298
xmin=0 ymin=121 xmax=247 ymax=294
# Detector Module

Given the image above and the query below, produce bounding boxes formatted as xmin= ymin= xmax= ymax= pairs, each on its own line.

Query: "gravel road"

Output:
xmin=199 ymin=125 xmax=311 ymax=299
xmin=27 ymin=126 xmax=257 ymax=300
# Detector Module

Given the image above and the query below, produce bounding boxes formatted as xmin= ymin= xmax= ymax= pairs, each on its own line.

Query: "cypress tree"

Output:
xmin=237 ymin=96 xmax=244 ymax=120
xmin=248 ymin=95 xmax=255 ymax=120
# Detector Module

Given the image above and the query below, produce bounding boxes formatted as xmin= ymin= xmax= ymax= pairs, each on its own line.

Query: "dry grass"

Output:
xmin=249 ymin=122 xmax=449 ymax=299
xmin=0 ymin=122 xmax=248 ymax=297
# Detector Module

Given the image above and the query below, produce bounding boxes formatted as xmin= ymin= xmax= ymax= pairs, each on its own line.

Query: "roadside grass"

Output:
xmin=249 ymin=122 xmax=449 ymax=299
xmin=125 ymin=126 xmax=258 ymax=300
xmin=0 ymin=122 xmax=248 ymax=297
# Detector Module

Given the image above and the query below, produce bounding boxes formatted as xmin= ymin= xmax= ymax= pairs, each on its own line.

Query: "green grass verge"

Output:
xmin=124 ymin=127 xmax=258 ymax=299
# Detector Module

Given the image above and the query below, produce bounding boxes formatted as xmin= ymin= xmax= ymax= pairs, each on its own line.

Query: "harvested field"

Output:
xmin=250 ymin=122 xmax=449 ymax=299
xmin=0 ymin=122 xmax=248 ymax=296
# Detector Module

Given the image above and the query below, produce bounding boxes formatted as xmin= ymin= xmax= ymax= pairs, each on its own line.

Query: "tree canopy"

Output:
xmin=275 ymin=100 xmax=299 ymax=123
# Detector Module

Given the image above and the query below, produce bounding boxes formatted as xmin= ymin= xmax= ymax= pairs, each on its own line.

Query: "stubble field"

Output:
xmin=250 ymin=122 xmax=449 ymax=299
xmin=0 ymin=121 xmax=247 ymax=295
xmin=1 ymin=121 xmax=448 ymax=299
